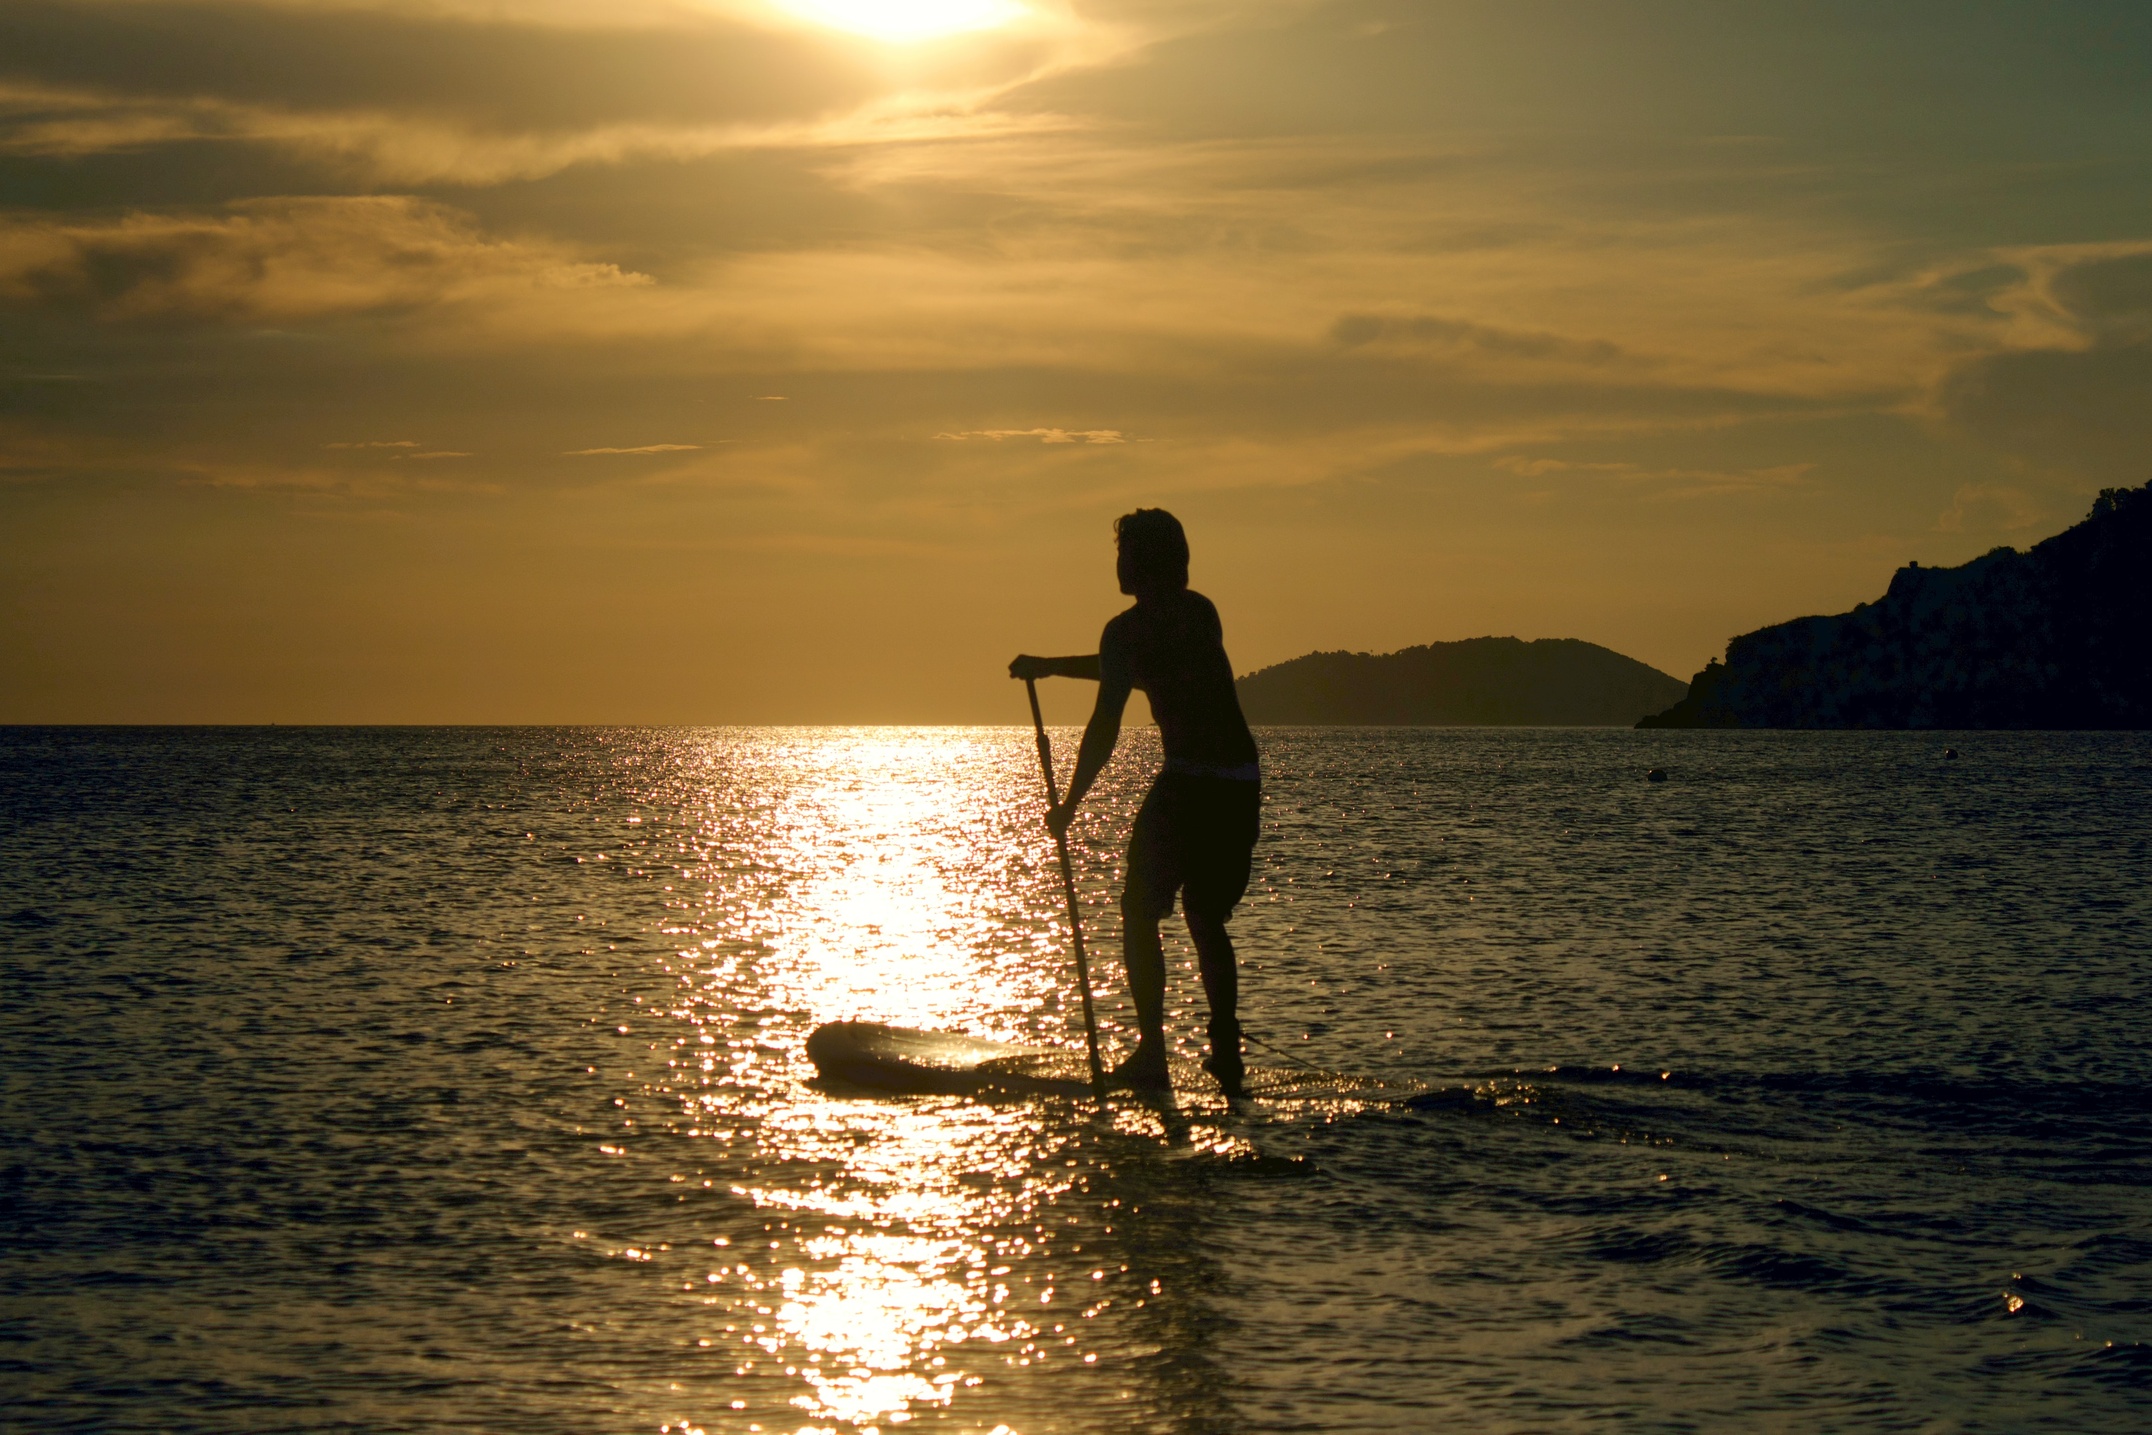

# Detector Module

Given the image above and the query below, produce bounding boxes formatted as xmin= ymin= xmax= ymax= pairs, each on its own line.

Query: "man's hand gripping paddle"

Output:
xmin=1024 ymin=678 xmax=1108 ymax=1098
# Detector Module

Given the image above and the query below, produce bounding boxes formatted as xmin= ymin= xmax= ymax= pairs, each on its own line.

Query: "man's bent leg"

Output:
xmin=1186 ymin=910 xmax=1238 ymax=1022
xmin=1180 ymin=777 xmax=1259 ymax=1096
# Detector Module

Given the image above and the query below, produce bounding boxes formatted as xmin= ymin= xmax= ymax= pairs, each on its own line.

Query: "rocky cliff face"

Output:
xmin=1640 ymin=483 xmax=2152 ymax=728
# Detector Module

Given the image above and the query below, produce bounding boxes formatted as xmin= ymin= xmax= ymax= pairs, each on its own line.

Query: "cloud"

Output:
xmin=935 ymin=428 xmax=1127 ymax=443
xmin=1493 ymin=457 xmax=1636 ymax=478
xmin=1942 ymin=342 xmax=2152 ymax=482
xmin=1935 ymin=244 xmax=2152 ymax=482
xmin=323 ymin=440 xmax=471 ymax=461
xmin=0 ymin=77 xmax=1083 ymax=186
xmin=1900 ymin=262 xmax=2027 ymax=319
xmin=1332 ymin=312 xmax=1628 ymax=365
xmin=1936 ymin=481 xmax=2048 ymax=535
xmin=0 ymin=196 xmax=646 ymax=324
xmin=564 ymin=443 xmax=701 ymax=454
xmin=0 ymin=0 xmax=1110 ymax=189
xmin=1494 ymin=454 xmax=1814 ymax=497
xmin=2046 ymin=250 xmax=2152 ymax=342
xmin=0 ymin=2 xmax=888 ymax=135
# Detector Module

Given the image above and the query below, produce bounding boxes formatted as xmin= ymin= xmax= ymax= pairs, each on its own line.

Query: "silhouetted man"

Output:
xmin=1010 ymin=509 xmax=1261 ymax=1096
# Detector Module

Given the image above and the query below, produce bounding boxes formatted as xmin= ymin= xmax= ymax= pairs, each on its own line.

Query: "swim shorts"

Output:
xmin=1123 ymin=771 xmax=1261 ymax=922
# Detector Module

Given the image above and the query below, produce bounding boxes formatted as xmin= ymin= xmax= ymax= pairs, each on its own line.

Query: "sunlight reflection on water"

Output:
xmin=630 ymin=728 xmax=1196 ymax=1432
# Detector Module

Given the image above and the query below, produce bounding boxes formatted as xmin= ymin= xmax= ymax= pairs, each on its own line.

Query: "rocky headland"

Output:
xmin=1237 ymin=636 xmax=1687 ymax=726
xmin=1640 ymin=483 xmax=2152 ymax=728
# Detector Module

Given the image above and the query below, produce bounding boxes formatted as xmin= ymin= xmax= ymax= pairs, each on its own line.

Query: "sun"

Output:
xmin=774 ymin=0 xmax=1029 ymax=42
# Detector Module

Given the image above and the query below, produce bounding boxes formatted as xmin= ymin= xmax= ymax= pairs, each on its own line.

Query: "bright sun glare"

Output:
xmin=775 ymin=0 xmax=1028 ymax=42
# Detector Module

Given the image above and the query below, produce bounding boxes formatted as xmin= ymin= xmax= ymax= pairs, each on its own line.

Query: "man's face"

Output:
xmin=1116 ymin=545 xmax=1136 ymax=596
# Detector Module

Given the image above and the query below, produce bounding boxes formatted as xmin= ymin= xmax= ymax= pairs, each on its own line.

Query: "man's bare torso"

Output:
xmin=1100 ymin=590 xmax=1259 ymax=769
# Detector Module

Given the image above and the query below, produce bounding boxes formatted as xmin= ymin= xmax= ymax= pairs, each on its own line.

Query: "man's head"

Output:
xmin=1114 ymin=508 xmax=1189 ymax=598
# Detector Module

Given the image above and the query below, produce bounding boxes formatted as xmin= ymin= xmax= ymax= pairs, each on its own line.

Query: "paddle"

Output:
xmin=1024 ymin=677 xmax=1108 ymax=1097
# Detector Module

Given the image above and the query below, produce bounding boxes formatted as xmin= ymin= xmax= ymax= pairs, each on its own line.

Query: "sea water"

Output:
xmin=3 ymin=727 xmax=2149 ymax=1433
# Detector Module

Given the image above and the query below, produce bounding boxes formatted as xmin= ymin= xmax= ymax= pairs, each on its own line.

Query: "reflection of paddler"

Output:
xmin=1010 ymin=509 xmax=1261 ymax=1097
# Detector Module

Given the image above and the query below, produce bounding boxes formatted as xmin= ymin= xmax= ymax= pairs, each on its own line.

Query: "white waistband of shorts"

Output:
xmin=1162 ymin=756 xmax=1260 ymax=782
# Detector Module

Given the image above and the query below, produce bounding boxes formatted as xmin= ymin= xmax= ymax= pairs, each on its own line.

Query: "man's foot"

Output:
xmin=1205 ymin=1017 xmax=1247 ymax=1098
xmin=1202 ymin=1050 xmax=1247 ymax=1099
xmin=1107 ymin=1042 xmax=1171 ymax=1091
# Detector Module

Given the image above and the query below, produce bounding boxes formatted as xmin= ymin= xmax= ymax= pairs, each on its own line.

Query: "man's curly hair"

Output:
xmin=1114 ymin=508 xmax=1189 ymax=592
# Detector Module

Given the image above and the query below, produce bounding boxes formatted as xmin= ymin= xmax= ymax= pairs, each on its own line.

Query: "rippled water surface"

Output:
xmin=4 ymin=726 xmax=2151 ymax=1433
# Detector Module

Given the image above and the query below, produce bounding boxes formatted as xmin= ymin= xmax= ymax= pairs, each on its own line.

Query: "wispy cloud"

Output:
xmin=323 ymin=443 xmax=471 ymax=460
xmin=1493 ymin=457 xmax=1638 ymax=478
xmin=0 ymin=197 xmax=646 ymax=325
xmin=1496 ymin=455 xmax=1815 ymax=497
xmin=564 ymin=443 xmax=701 ymax=455
xmin=0 ymin=65 xmax=1084 ymax=187
xmin=935 ymin=428 xmax=1127 ymax=444
xmin=1936 ymin=481 xmax=2048 ymax=535
xmin=1334 ymin=313 xmax=1629 ymax=366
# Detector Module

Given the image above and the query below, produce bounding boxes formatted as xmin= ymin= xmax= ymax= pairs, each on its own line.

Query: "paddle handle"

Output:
xmin=1026 ymin=677 xmax=1107 ymax=1096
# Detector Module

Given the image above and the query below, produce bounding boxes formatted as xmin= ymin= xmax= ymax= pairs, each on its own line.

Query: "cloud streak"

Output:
xmin=0 ymin=197 xmax=645 ymax=324
xmin=1495 ymin=455 xmax=1816 ymax=499
xmin=1333 ymin=313 xmax=1629 ymax=366
xmin=935 ymin=428 xmax=1127 ymax=444
xmin=0 ymin=77 xmax=1087 ymax=186
xmin=1933 ymin=244 xmax=2152 ymax=482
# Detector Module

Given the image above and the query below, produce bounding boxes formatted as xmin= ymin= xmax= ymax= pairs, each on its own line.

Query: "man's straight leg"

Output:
xmin=1116 ymin=780 xmax=1177 ymax=1086
xmin=1119 ymin=892 xmax=1168 ymax=1045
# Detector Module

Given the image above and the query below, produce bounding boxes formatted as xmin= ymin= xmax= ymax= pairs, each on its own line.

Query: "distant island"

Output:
xmin=1641 ymin=482 xmax=2151 ymax=728
xmin=1236 ymin=637 xmax=1688 ymax=726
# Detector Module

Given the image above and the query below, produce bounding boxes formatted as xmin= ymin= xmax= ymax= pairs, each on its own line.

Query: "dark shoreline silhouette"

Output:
xmin=1641 ymin=482 xmax=2152 ymax=729
xmin=1237 ymin=636 xmax=1686 ymax=726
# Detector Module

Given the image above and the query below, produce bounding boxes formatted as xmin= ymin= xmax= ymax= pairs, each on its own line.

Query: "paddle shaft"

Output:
xmin=1025 ymin=678 xmax=1107 ymax=1096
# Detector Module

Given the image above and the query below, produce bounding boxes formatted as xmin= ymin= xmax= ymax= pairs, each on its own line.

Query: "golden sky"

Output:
xmin=4 ymin=0 xmax=2150 ymax=722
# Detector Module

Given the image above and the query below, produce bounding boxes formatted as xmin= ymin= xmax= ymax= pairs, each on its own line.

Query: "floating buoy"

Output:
xmin=1647 ymin=768 xmax=1668 ymax=783
xmin=1943 ymin=748 xmax=1960 ymax=760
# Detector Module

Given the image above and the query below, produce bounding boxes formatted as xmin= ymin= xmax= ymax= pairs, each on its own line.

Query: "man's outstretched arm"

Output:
xmin=1008 ymin=653 xmax=1101 ymax=682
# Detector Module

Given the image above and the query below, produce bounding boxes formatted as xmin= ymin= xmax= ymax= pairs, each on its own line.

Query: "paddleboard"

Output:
xmin=806 ymin=1021 xmax=1474 ymax=1107
xmin=807 ymin=1022 xmax=1097 ymax=1098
